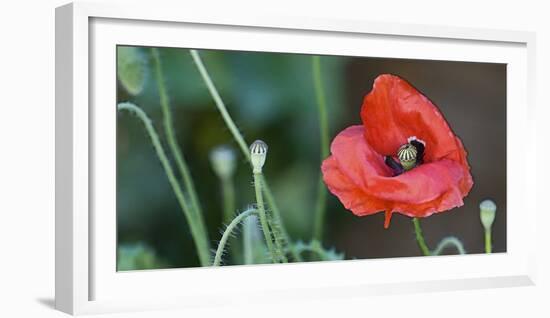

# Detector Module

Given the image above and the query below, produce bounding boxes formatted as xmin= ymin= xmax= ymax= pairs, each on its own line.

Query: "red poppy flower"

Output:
xmin=321 ymin=74 xmax=473 ymax=228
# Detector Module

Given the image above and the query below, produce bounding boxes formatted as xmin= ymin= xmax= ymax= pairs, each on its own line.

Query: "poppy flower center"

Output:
xmin=384 ymin=137 xmax=425 ymax=176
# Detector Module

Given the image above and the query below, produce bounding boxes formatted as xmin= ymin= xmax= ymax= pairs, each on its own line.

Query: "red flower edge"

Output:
xmin=321 ymin=74 xmax=473 ymax=228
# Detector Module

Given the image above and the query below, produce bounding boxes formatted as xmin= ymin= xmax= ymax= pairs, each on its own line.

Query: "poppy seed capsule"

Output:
xmin=250 ymin=140 xmax=268 ymax=174
xmin=479 ymin=199 xmax=497 ymax=231
xmin=397 ymin=143 xmax=418 ymax=171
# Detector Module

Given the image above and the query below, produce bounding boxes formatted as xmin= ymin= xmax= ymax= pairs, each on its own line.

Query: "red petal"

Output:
xmin=361 ymin=74 xmax=465 ymax=163
xmin=322 ymin=154 xmax=388 ymax=215
xmin=322 ymin=126 xmax=473 ymax=226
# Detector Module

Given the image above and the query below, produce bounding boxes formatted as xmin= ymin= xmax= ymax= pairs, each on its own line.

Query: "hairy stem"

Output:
xmin=190 ymin=49 xmax=301 ymax=261
xmin=312 ymin=56 xmax=330 ymax=241
xmin=412 ymin=218 xmax=431 ymax=256
xmin=266 ymin=212 xmax=289 ymax=263
xmin=260 ymin=176 xmax=302 ymax=262
xmin=151 ymin=48 xmax=211 ymax=266
xmin=253 ymin=172 xmax=279 ymax=263
xmin=432 ymin=236 xmax=466 ymax=255
xmin=213 ymin=208 xmax=258 ymax=266
xmin=117 ymin=102 xmax=211 ymax=266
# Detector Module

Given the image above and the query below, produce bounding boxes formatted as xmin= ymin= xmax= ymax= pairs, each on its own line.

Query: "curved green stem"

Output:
xmin=253 ymin=172 xmax=279 ymax=263
xmin=151 ymin=48 xmax=210 ymax=266
xmin=432 ymin=236 xmax=466 ymax=255
xmin=213 ymin=208 xmax=258 ymax=266
xmin=484 ymin=230 xmax=492 ymax=253
xmin=412 ymin=218 xmax=431 ymax=256
xmin=190 ymin=49 xmax=301 ymax=262
xmin=312 ymin=56 xmax=329 ymax=241
xmin=117 ymin=102 xmax=211 ymax=266
xmin=189 ymin=50 xmax=249 ymax=157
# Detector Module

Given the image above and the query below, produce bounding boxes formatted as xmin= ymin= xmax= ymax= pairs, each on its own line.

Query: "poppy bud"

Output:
xmin=117 ymin=46 xmax=148 ymax=96
xmin=479 ymin=199 xmax=497 ymax=231
xmin=250 ymin=140 xmax=268 ymax=174
xmin=209 ymin=145 xmax=236 ymax=180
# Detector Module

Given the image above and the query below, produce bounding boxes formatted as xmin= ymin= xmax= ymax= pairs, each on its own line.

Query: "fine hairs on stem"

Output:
xmin=213 ymin=209 xmax=258 ymax=266
xmin=312 ymin=55 xmax=330 ymax=241
xmin=250 ymin=140 xmax=281 ymax=263
xmin=117 ymin=102 xmax=211 ymax=266
xmin=150 ymin=48 xmax=211 ymax=266
xmin=189 ymin=49 xmax=301 ymax=262
xmin=253 ymin=172 xmax=279 ymax=263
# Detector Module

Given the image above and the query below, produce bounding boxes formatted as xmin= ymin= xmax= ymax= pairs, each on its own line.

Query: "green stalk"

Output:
xmin=189 ymin=49 xmax=301 ymax=261
xmin=151 ymin=48 xmax=211 ymax=265
xmin=189 ymin=49 xmax=249 ymax=157
xmin=213 ymin=209 xmax=258 ymax=266
xmin=266 ymin=211 xmax=289 ymax=263
xmin=118 ymin=102 xmax=211 ymax=266
xmin=221 ymin=177 xmax=240 ymax=263
xmin=412 ymin=218 xmax=431 ymax=256
xmin=261 ymin=176 xmax=301 ymax=261
xmin=484 ymin=230 xmax=492 ymax=253
xmin=312 ymin=56 xmax=330 ymax=241
xmin=253 ymin=172 xmax=279 ymax=263
xmin=432 ymin=236 xmax=466 ymax=255
xmin=221 ymin=178 xmax=236 ymax=224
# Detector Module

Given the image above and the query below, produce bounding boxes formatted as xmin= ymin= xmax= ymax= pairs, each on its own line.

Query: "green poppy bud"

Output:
xmin=250 ymin=140 xmax=268 ymax=174
xmin=479 ymin=199 xmax=497 ymax=231
xmin=117 ymin=46 xmax=148 ymax=95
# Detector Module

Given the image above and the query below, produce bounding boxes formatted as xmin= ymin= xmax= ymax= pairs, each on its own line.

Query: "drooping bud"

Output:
xmin=209 ymin=145 xmax=236 ymax=180
xmin=479 ymin=199 xmax=497 ymax=231
xmin=250 ymin=140 xmax=268 ymax=174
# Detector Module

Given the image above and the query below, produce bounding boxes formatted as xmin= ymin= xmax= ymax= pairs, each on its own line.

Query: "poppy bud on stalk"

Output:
xmin=250 ymin=140 xmax=268 ymax=174
xmin=479 ymin=199 xmax=497 ymax=231
xmin=209 ymin=145 xmax=236 ymax=180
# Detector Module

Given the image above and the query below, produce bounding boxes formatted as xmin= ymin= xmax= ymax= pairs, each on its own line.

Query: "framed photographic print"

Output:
xmin=55 ymin=1 xmax=537 ymax=315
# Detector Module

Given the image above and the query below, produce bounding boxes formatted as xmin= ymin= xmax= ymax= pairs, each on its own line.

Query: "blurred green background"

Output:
xmin=117 ymin=46 xmax=506 ymax=270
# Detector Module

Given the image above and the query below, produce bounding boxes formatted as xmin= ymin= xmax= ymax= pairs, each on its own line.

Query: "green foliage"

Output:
xmin=292 ymin=240 xmax=344 ymax=261
xmin=117 ymin=243 xmax=166 ymax=271
xmin=117 ymin=46 xmax=148 ymax=95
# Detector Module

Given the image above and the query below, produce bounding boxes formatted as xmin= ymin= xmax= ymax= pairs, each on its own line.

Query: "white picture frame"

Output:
xmin=55 ymin=1 xmax=537 ymax=315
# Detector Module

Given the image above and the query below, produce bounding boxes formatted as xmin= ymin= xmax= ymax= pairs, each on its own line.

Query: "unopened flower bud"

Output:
xmin=250 ymin=140 xmax=268 ymax=174
xmin=209 ymin=145 xmax=236 ymax=180
xmin=117 ymin=46 xmax=148 ymax=96
xmin=479 ymin=199 xmax=496 ymax=231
